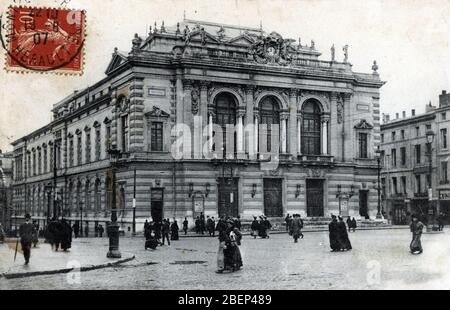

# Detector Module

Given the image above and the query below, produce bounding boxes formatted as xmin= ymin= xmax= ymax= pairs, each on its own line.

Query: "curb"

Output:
xmin=0 ymin=255 xmax=135 ymax=280
xmin=177 ymin=225 xmax=412 ymax=238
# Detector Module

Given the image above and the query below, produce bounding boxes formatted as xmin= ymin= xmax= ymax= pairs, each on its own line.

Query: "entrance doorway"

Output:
xmin=306 ymin=179 xmax=324 ymax=217
xmin=359 ymin=190 xmax=369 ymax=219
xmin=392 ymin=203 xmax=408 ymax=225
xmin=263 ymin=179 xmax=283 ymax=217
xmin=218 ymin=178 xmax=239 ymax=218
xmin=150 ymin=188 xmax=164 ymax=222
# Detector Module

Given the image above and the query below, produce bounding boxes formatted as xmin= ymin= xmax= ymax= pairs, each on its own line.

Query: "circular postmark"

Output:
xmin=0 ymin=6 xmax=85 ymax=73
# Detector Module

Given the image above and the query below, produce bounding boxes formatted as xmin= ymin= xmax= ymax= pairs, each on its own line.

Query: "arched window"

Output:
xmin=67 ymin=181 xmax=73 ymax=217
xmin=259 ymin=96 xmax=280 ymax=152
xmin=302 ymin=99 xmax=321 ymax=155
xmin=85 ymin=180 xmax=91 ymax=212
xmin=214 ymin=93 xmax=237 ymax=156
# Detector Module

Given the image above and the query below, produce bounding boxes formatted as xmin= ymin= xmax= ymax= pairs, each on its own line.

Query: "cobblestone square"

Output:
xmin=2 ymin=229 xmax=450 ymax=290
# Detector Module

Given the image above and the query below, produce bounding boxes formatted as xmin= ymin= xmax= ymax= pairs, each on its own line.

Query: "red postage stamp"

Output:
xmin=2 ymin=6 xmax=85 ymax=74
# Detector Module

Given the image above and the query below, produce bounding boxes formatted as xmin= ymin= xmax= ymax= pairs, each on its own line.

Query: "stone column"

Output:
xmin=321 ymin=116 xmax=329 ymax=155
xmin=254 ymin=112 xmax=259 ymax=155
xmin=280 ymin=113 xmax=289 ymax=154
xmin=175 ymin=72 xmax=184 ymax=125
xmin=208 ymin=111 xmax=214 ymax=153
xmin=200 ymin=82 xmax=209 ymax=158
xmin=129 ymin=78 xmax=145 ymax=152
xmin=245 ymin=86 xmax=255 ymax=155
xmin=237 ymin=109 xmax=246 ymax=158
xmin=330 ymin=92 xmax=340 ymax=161
xmin=343 ymin=93 xmax=353 ymax=161
xmin=183 ymin=80 xmax=194 ymax=158
xmin=289 ymin=89 xmax=298 ymax=156
xmin=297 ymin=112 xmax=302 ymax=155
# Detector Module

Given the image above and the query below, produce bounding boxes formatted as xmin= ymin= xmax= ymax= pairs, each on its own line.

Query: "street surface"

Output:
xmin=1 ymin=229 xmax=450 ymax=290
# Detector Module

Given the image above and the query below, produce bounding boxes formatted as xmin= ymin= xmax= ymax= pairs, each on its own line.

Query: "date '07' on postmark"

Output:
xmin=1 ymin=6 xmax=85 ymax=74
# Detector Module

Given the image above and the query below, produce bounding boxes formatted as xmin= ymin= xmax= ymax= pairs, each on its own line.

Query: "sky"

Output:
xmin=1 ymin=0 xmax=450 ymax=151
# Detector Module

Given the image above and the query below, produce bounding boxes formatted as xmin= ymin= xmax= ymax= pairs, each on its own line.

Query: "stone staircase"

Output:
xmin=240 ymin=217 xmax=390 ymax=232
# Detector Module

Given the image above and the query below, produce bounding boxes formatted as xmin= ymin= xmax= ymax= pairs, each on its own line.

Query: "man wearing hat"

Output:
xmin=19 ymin=214 xmax=36 ymax=265
xmin=410 ymin=214 xmax=424 ymax=254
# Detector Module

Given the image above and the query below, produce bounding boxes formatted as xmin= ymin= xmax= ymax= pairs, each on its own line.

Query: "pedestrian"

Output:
xmin=346 ymin=217 xmax=352 ymax=232
xmin=0 ymin=223 xmax=5 ymax=243
xmin=72 ymin=221 xmax=80 ymax=238
xmin=351 ymin=217 xmax=357 ymax=232
xmin=161 ymin=219 xmax=171 ymax=246
xmin=216 ymin=228 xmax=229 ymax=273
xmin=437 ymin=213 xmax=445 ymax=231
xmin=263 ymin=216 xmax=272 ymax=238
xmin=229 ymin=227 xmax=243 ymax=271
xmin=285 ymin=213 xmax=292 ymax=232
xmin=183 ymin=217 xmax=188 ymax=235
xmin=410 ymin=214 xmax=424 ymax=254
xmin=337 ymin=216 xmax=352 ymax=251
xmin=144 ymin=219 xmax=149 ymax=231
xmin=216 ymin=216 xmax=227 ymax=234
xmin=19 ymin=214 xmax=36 ymax=265
xmin=60 ymin=219 xmax=72 ymax=251
xmin=31 ymin=221 xmax=39 ymax=248
xmin=250 ymin=216 xmax=259 ymax=239
xmin=195 ymin=216 xmax=200 ymax=234
xmin=289 ymin=214 xmax=304 ymax=243
xmin=84 ymin=222 xmax=89 ymax=238
xmin=210 ymin=217 xmax=216 ymax=237
xmin=257 ymin=216 xmax=267 ymax=238
xmin=144 ymin=224 xmax=158 ymax=250
xmin=154 ymin=220 xmax=162 ymax=241
xmin=234 ymin=215 xmax=242 ymax=231
xmin=170 ymin=218 xmax=179 ymax=240
xmin=98 ymin=224 xmax=104 ymax=238
xmin=200 ymin=213 xmax=206 ymax=235
xmin=206 ymin=216 xmax=213 ymax=236
xmin=328 ymin=215 xmax=340 ymax=252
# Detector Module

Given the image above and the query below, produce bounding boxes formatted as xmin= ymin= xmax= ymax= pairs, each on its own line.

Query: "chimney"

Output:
xmin=443 ymin=90 xmax=447 ymax=95
xmin=402 ymin=111 xmax=406 ymax=118
xmin=386 ymin=114 xmax=390 ymax=122
xmin=395 ymin=113 xmax=399 ymax=119
xmin=412 ymin=109 xmax=415 ymax=116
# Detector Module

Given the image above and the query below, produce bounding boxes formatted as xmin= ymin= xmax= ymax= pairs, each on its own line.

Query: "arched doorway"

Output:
xmin=301 ymin=99 xmax=321 ymax=155
xmin=259 ymin=96 xmax=280 ymax=153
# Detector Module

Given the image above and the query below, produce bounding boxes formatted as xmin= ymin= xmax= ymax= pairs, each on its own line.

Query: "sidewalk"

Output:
xmin=0 ymin=238 xmax=134 ymax=279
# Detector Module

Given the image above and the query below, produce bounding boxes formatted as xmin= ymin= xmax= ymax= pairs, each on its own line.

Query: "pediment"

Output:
xmin=354 ymin=119 xmax=373 ymax=130
xmin=228 ymin=34 xmax=255 ymax=46
xmin=189 ymin=30 xmax=220 ymax=44
xmin=145 ymin=106 xmax=170 ymax=118
xmin=105 ymin=51 xmax=128 ymax=75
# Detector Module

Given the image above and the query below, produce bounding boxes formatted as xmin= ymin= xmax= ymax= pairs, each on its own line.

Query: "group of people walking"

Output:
xmin=328 ymin=215 xmax=352 ymax=251
xmin=250 ymin=216 xmax=272 ymax=239
xmin=144 ymin=218 xmax=179 ymax=249
xmin=216 ymin=217 xmax=243 ymax=273
xmin=45 ymin=218 xmax=73 ymax=252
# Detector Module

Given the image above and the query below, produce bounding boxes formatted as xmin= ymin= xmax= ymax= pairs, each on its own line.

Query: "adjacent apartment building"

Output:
xmin=380 ymin=91 xmax=450 ymax=225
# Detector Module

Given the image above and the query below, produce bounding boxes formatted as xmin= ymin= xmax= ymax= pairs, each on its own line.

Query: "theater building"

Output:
xmin=11 ymin=19 xmax=384 ymax=230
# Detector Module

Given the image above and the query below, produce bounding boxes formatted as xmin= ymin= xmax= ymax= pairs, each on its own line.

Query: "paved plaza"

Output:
xmin=1 ymin=228 xmax=450 ymax=290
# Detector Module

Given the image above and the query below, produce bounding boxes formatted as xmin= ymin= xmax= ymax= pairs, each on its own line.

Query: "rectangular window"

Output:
xmin=426 ymin=124 xmax=432 ymax=131
xmin=381 ymin=178 xmax=386 ymax=197
xmin=442 ymin=112 xmax=447 ymax=120
xmin=400 ymin=147 xmax=406 ymax=166
xmin=401 ymin=176 xmax=407 ymax=194
xmin=95 ymin=127 xmax=101 ymax=161
xmin=401 ymin=130 xmax=405 ymax=140
xmin=38 ymin=150 xmax=42 ymax=174
xmin=32 ymin=152 xmax=36 ymax=176
xmin=391 ymin=148 xmax=397 ymax=167
xmin=391 ymin=131 xmax=396 ymax=141
xmin=416 ymin=126 xmax=420 ymax=137
xmin=392 ymin=177 xmax=398 ymax=194
xmin=380 ymin=134 xmax=384 ymax=143
xmin=77 ymin=135 xmax=82 ymax=165
xmin=415 ymin=144 xmax=421 ymax=164
xmin=151 ymin=122 xmax=164 ymax=152
xmin=358 ymin=133 xmax=368 ymax=158
xmin=121 ymin=115 xmax=129 ymax=152
xmin=427 ymin=174 xmax=431 ymax=188
xmin=105 ymin=124 xmax=111 ymax=153
xmin=380 ymin=150 xmax=385 ymax=167
xmin=69 ymin=138 xmax=74 ymax=167
xmin=43 ymin=148 xmax=47 ymax=173
xmin=85 ymin=132 xmax=91 ymax=163
xmin=441 ymin=128 xmax=447 ymax=149
xmin=49 ymin=145 xmax=54 ymax=172
xmin=442 ymin=161 xmax=448 ymax=183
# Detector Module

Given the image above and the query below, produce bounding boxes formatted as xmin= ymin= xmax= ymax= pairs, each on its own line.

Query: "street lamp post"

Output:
xmin=426 ymin=129 xmax=435 ymax=232
xmin=107 ymin=146 xmax=121 ymax=258
xmin=375 ymin=146 xmax=382 ymax=219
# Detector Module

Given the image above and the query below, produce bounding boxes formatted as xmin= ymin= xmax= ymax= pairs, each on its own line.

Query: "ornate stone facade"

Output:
xmin=11 ymin=19 xmax=384 ymax=231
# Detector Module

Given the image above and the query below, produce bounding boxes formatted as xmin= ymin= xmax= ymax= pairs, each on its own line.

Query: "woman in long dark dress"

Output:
xmin=216 ymin=230 xmax=229 ymax=273
xmin=328 ymin=215 xmax=340 ymax=251
xmin=229 ymin=227 xmax=243 ymax=271
xmin=410 ymin=214 xmax=424 ymax=254
xmin=170 ymin=219 xmax=179 ymax=240
xmin=337 ymin=216 xmax=352 ymax=251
